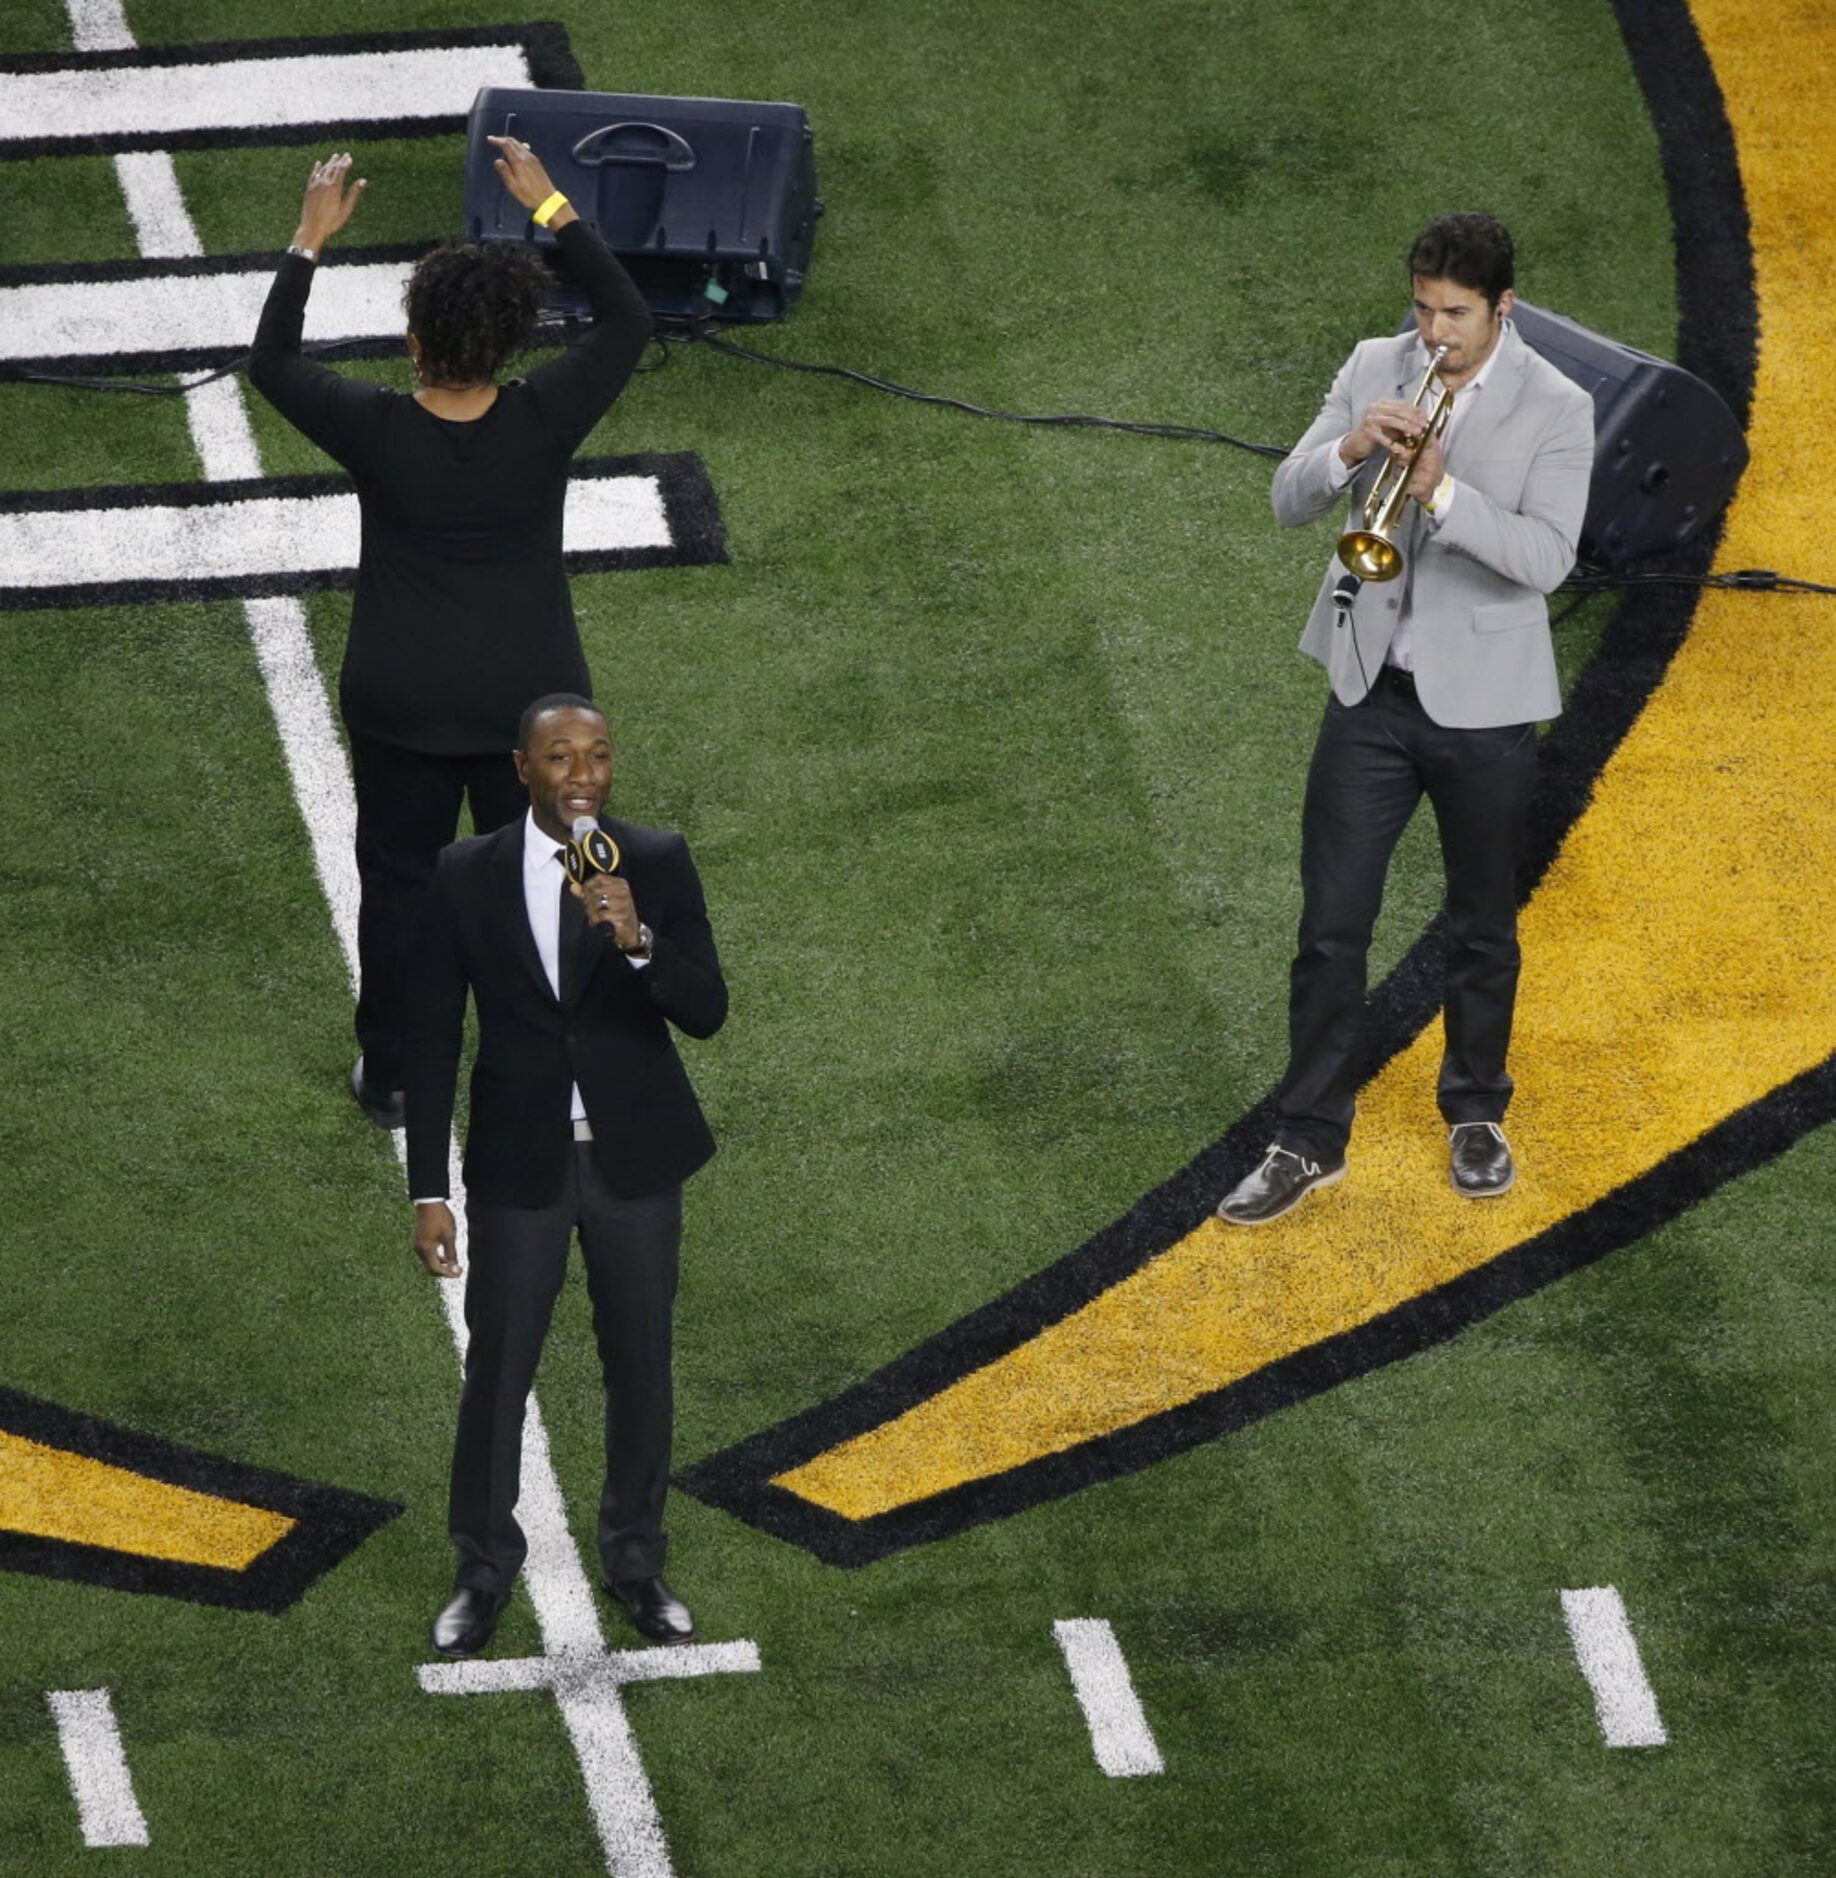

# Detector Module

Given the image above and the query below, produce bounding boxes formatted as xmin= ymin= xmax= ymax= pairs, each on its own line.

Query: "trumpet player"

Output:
xmin=1217 ymin=213 xmax=1594 ymax=1226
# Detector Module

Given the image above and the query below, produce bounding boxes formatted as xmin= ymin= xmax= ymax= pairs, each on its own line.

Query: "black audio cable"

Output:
xmin=662 ymin=321 xmax=1290 ymax=458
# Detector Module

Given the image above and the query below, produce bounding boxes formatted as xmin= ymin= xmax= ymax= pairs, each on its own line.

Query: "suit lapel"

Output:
xmin=1395 ymin=333 xmax=1429 ymax=398
xmin=490 ymin=821 xmax=556 ymax=1004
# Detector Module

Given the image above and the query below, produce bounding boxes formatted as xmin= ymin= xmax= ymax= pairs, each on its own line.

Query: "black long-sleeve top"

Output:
xmin=248 ymin=222 xmax=653 ymax=754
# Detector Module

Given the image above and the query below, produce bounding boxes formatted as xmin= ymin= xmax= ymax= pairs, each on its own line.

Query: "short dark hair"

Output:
xmin=516 ymin=691 xmax=602 ymax=751
xmin=1407 ymin=213 xmax=1515 ymax=308
xmin=404 ymin=241 xmax=550 ymax=385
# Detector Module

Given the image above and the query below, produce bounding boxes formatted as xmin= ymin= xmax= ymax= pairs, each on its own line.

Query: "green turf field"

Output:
xmin=2 ymin=0 xmax=1832 ymax=1872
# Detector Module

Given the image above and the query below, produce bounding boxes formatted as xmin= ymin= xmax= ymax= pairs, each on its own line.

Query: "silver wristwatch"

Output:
xmin=622 ymin=921 xmax=654 ymax=959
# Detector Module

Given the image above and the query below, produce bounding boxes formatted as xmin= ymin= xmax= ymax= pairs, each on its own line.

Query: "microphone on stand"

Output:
xmin=563 ymin=816 xmax=622 ymax=885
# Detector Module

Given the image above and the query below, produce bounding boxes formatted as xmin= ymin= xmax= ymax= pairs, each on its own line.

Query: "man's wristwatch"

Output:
xmin=286 ymin=243 xmax=319 ymax=262
xmin=621 ymin=922 xmax=654 ymax=959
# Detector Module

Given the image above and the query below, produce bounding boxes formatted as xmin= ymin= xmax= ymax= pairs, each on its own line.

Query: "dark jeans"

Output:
xmin=452 ymin=1150 xmax=683 ymax=1594
xmin=348 ymin=732 xmax=524 ymax=1091
xmin=1275 ymin=668 xmax=1539 ymax=1164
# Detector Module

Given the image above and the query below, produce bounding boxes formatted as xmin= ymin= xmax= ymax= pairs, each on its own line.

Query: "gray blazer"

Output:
xmin=1271 ymin=324 xmax=1595 ymax=728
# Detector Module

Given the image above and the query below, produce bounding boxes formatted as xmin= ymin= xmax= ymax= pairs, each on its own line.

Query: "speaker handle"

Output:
xmin=571 ymin=122 xmax=697 ymax=172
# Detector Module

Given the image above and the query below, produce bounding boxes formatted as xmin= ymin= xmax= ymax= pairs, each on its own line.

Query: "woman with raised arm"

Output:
xmin=250 ymin=142 xmax=653 ymax=1129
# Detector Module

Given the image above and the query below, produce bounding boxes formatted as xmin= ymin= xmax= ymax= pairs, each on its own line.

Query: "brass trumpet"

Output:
xmin=1336 ymin=344 xmax=1453 ymax=582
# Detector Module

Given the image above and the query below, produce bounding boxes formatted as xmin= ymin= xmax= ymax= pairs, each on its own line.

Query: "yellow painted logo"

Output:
xmin=0 ymin=1387 xmax=398 ymax=1611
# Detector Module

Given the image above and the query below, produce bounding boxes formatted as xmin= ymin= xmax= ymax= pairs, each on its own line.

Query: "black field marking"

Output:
xmin=0 ymin=1386 xmax=400 ymax=1613
xmin=0 ymin=453 xmax=727 ymax=610
xmin=679 ymin=0 xmax=1789 ymax=1565
xmin=0 ymin=24 xmax=581 ymax=159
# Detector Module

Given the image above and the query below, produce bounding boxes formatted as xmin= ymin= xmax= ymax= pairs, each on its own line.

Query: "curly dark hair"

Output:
xmin=403 ymin=241 xmax=550 ymax=385
xmin=1406 ymin=213 xmax=1515 ymax=309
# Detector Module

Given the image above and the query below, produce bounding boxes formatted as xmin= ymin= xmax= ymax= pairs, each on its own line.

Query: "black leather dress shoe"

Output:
xmin=1449 ymin=1121 xmax=1515 ymax=1197
xmin=1216 ymin=1144 xmax=1347 ymax=1227
xmin=349 ymin=1056 xmax=405 ymax=1131
xmin=604 ymin=1576 xmax=695 ymax=1643
xmin=432 ymin=1585 xmax=508 ymax=1657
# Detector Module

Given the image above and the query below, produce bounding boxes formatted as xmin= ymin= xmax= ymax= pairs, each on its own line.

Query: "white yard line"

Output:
xmin=420 ymin=1641 xmax=763 ymax=1878
xmin=0 ymin=261 xmax=415 ymax=367
xmin=1560 ymin=1586 xmax=1669 ymax=1748
xmin=1052 ymin=1619 xmax=1165 ymax=1777
xmin=111 ymin=151 xmax=204 ymax=259
xmin=0 ymin=476 xmax=673 ymax=594
xmin=55 ymin=14 xmax=742 ymax=1871
xmin=2 ymin=43 xmax=533 ymax=147
xmin=45 ymin=1690 xmax=150 ymax=1849
xmin=63 ymin=0 xmax=131 ymax=53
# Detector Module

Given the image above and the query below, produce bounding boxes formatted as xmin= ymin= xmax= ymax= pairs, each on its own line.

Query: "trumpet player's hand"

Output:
xmin=1339 ymin=399 xmax=1430 ymax=468
xmin=1405 ymin=436 xmax=1446 ymax=506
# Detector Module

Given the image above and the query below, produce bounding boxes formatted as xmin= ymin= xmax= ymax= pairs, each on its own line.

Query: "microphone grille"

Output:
xmin=571 ymin=815 xmax=598 ymax=842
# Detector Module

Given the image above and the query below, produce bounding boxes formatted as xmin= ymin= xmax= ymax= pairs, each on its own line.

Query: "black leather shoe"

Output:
xmin=350 ymin=1056 xmax=405 ymax=1130
xmin=432 ymin=1585 xmax=508 ymax=1657
xmin=1449 ymin=1121 xmax=1515 ymax=1197
xmin=1216 ymin=1144 xmax=1347 ymax=1226
xmin=604 ymin=1576 xmax=695 ymax=1643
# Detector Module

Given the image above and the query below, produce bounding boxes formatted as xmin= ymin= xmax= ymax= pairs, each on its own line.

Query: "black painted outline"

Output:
xmin=679 ymin=0 xmax=1818 ymax=1565
xmin=0 ymin=24 xmax=582 ymax=159
xmin=0 ymin=1386 xmax=400 ymax=1613
xmin=0 ymin=453 xmax=727 ymax=611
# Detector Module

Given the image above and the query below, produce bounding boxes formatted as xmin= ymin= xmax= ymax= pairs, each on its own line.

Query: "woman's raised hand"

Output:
xmin=293 ymin=152 xmax=367 ymax=250
xmin=488 ymin=135 xmax=566 ymax=216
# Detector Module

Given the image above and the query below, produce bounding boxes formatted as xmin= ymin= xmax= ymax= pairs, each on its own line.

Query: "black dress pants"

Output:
xmin=348 ymin=732 xmax=525 ymax=1091
xmin=1274 ymin=668 xmax=1540 ymax=1164
xmin=452 ymin=1148 xmax=682 ymax=1594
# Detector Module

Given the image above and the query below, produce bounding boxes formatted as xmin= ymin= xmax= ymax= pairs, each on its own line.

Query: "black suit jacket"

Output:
xmin=405 ymin=815 xmax=726 ymax=1207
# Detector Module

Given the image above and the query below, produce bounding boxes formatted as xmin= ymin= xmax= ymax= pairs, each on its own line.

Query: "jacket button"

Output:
xmin=1386 ymin=598 xmax=1399 ymax=610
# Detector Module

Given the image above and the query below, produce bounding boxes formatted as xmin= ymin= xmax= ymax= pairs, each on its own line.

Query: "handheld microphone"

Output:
xmin=563 ymin=816 xmax=621 ymax=885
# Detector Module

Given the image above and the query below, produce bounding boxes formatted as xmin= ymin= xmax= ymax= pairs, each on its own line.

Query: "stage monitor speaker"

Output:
xmin=1397 ymin=301 xmax=1747 ymax=570
xmin=464 ymin=87 xmax=822 ymax=324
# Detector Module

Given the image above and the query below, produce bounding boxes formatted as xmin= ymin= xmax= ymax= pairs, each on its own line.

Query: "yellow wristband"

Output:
xmin=531 ymin=190 xmax=569 ymax=228
xmin=1426 ymin=472 xmax=1455 ymax=516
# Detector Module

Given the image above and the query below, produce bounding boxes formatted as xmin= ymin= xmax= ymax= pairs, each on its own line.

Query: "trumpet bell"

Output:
xmin=1331 ymin=342 xmax=1452 ymax=589
xmin=1337 ymin=528 xmax=1404 ymax=582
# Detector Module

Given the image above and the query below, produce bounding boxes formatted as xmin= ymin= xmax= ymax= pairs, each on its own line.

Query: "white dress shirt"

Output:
xmin=1326 ymin=319 xmax=1512 ymax=671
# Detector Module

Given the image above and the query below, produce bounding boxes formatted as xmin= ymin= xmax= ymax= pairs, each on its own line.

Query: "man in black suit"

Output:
xmin=405 ymin=693 xmax=727 ymax=1657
